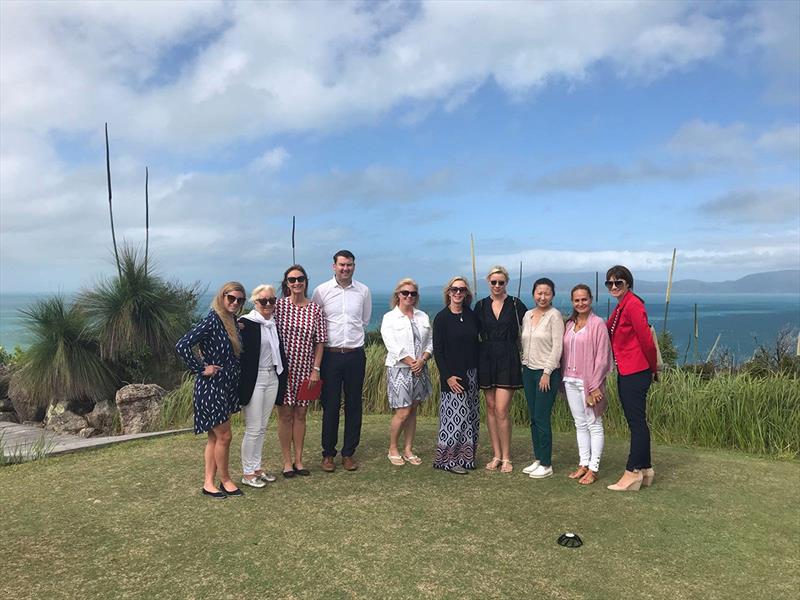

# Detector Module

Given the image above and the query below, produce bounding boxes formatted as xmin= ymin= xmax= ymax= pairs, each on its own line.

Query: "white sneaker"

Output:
xmin=241 ymin=476 xmax=267 ymax=488
xmin=522 ymin=460 xmax=541 ymax=474
xmin=529 ymin=464 xmax=553 ymax=479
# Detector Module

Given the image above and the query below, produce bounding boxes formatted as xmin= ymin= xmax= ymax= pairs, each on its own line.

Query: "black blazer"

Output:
xmin=238 ymin=317 xmax=288 ymax=406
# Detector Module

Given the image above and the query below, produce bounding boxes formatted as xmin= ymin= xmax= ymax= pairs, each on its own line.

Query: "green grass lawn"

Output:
xmin=3 ymin=415 xmax=798 ymax=600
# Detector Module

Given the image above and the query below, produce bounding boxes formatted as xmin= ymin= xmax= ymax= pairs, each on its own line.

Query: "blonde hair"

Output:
xmin=250 ymin=284 xmax=276 ymax=301
xmin=211 ymin=281 xmax=245 ymax=357
xmin=486 ymin=265 xmax=510 ymax=282
xmin=390 ymin=278 xmax=419 ymax=309
xmin=442 ymin=276 xmax=473 ymax=307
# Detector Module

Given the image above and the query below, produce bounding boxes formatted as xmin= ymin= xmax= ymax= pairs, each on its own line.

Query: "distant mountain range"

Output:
xmin=421 ymin=270 xmax=799 ymax=296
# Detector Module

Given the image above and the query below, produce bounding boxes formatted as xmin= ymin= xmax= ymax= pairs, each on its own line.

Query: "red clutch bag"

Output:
xmin=296 ymin=377 xmax=323 ymax=402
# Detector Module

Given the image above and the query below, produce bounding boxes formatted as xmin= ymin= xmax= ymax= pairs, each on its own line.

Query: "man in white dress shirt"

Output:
xmin=311 ymin=250 xmax=372 ymax=471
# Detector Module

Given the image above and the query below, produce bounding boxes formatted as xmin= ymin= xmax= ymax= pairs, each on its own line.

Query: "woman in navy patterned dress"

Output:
xmin=274 ymin=265 xmax=327 ymax=478
xmin=176 ymin=281 xmax=246 ymax=499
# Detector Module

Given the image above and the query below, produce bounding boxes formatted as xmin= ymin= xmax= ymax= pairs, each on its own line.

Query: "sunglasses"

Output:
xmin=449 ymin=286 xmax=468 ymax=294
xmin=489 ymin=280 xmax=507 ymax=287
xmin=287 ymin=276 xmax=306 ymax=284
xmin=255 ymin=297 xmax=277 ymax=306
xmin=605 ymin=280 xmax=627 ymax=289
xmin=224 ymin=294 xmax=245 ymax=304
xmin=398 ymin=290 xmax=418 ymax=297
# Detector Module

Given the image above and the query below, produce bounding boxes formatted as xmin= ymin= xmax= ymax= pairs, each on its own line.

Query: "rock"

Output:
xmin=8 ymin=373 xmax=47 ymax=422
xmin=0 ymin=410 xmax=18 ymax=423
xmin=45 ymin=401 xmax=88 ymax=435
xmin=78 ymin=427 xmax=98 ymax=438
xmin=0 ymin=396 xmax=13 ymax=412
xmin=115 ymin=384 xmax=165 ymax=434
xmin=0 ymin=364 xmax=12 ymax=398
xmin=86 ymin=401 xmax=117 ymax=434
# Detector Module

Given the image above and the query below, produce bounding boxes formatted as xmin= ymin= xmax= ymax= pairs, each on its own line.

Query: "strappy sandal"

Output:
xmin=387 ymin=454 xmax=405 ymax=466
xmin=485 ymin=457 xmax=502 ymax=471
xmin=402 ymin=453 xmax=423 ymax=466
xmin=579 ymin=470 xmax=598 ymax=485
xmin=568 ymin=466 xmax=589 ymax=480
xmin=500 ymin=459 xmax=513 ymax=473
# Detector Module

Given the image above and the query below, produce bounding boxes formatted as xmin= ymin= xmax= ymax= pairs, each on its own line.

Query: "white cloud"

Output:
xmin=251 ymin=147 xmax=289 ymax=172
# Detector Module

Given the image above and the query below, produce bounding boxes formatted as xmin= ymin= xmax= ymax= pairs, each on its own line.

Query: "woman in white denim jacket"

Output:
xmin=380 ymin=278 xmax=433 ymax=466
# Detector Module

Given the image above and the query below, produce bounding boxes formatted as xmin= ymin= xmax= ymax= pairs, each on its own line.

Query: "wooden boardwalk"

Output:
xmin=0 ymin=421 xmax=192 ymax=463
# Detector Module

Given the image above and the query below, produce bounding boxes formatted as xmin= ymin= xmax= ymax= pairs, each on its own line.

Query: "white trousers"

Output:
xmin=563 ymin=378 xmax=604 ymax=472
xmin=241 ymin=367 xmax=279 ymax=475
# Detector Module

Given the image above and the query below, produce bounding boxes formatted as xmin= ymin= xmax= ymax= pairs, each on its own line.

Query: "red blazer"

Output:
xmin=606 ymin=291 xmax=657 ymax=376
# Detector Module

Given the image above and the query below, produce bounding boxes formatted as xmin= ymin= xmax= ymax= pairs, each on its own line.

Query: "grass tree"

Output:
xmin=16 ymin=296 xmax=116 ymax=405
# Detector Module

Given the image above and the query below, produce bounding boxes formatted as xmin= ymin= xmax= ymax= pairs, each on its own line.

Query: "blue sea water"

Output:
xmin=1 ymin=292 xmax=797 ymax=362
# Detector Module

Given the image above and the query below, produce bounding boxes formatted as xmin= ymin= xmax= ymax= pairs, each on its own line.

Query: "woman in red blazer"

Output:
xmin=605 ymin=265 xmax=657 ymax=491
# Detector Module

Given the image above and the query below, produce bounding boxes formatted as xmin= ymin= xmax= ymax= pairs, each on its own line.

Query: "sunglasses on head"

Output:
xmin=489 ymin=280 xmax=506 ymax=287
xmin=605 ymin=280 xmax=627 ymax=289
xmin=287 ymin=276 xmax=306 ymax=284
xmin=398 ymin=290 xmax=418 ymax=298
xmin=449 ymin=286 xmax=468 ymax=294
xmin=255 ymin=297 xmax=277 ymax=306
xmin=225 ymin=294 xmax=245 ymax=304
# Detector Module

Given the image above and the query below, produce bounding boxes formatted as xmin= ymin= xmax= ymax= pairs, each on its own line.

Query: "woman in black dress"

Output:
xmin=473 ymin=266 xmax=527 ymax=473
xmin=432 ymin=276 xmax=480 ymax=474
xmin=176 ymin=282 xmax=247 ymax=499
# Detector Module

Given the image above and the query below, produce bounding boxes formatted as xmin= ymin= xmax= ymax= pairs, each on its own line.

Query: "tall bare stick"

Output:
xmin=517 ymin=261 xmax=523 ymax=299
xmin=144 ymin=166 xmax=149 ymax=272
xmin=105 ymin=123 xmax=121 ymax=278
xmin=662 ymin=248 xmax=677 ymax=335
xmin=291 ymin=216 xmax=296 ymax=264
xmin=693 ymin=303 xmax=699 ymax=363
xmin=705 ymin=333 xmax=721 ymax=363
xmin=470 ymin=234 xmax=477 ymax=294
xmin=595 ymin=271 xmax=599 ymax=302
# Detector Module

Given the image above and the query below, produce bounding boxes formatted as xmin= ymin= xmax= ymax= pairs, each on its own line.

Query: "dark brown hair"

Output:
xmin=567 ymin=284 xmax=593 ymax=324
xmin=606 ymin=265 xmax=634 ymax=288
xmin=281 ymin=264 xmax=309 ymax=298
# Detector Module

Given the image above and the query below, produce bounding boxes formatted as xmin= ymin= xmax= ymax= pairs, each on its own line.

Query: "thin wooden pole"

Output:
xmin=470 ymin=234 xmax=477 ymax=295
xmin=144 ymin=166 xmax=149 ymax=272
xmin=663 ymin=248 xmax=676 ymax=335
xmin=291 ymin=216 xmax=296 ymax=264
xmin=705 ymin=333 xmax=721 ymax=364
xmin=517 ymin=261 xmax=523 ymax=300
xmin=693 ymin=303 xmax=699 ymax=363
xmin=105 ymin=123 xmax=121 ymax=278
xmin=595 ymin=271 xmax=599 ymax=303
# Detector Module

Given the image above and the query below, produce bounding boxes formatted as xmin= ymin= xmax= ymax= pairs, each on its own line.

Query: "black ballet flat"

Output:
xmin=282 ymin=469 xmax=296 ymax=478
xmin=219 ymin=482 xmax=243 ymax=497
xmin=202 ymin=488 xmax=226 ymax=499
xmin=293 ymin=464 xmax=311 ymax=476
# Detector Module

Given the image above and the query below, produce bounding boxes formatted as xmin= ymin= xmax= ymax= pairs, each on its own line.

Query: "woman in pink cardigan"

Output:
xmin=560 ymin=284 xmax=612 ymax=485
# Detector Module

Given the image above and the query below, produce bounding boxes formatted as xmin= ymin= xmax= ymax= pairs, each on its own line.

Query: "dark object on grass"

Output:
xmin=557 ymin=532 xmax=583 ymax=548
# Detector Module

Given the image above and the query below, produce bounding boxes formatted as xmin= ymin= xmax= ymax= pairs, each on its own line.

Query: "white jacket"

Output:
xmin=380 ymin=306 xmax=433 ymax=368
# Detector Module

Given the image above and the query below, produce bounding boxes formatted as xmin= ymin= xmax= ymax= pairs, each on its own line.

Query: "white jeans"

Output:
xmin=241 ymin=367 xmax=279 ymax=475
xmin=563 ymin=378 xmax=604 ymax=472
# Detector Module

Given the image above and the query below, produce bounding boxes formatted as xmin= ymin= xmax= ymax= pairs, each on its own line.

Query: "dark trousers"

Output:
xmin=617 ymin=369 xmax=652 ymax=471
xmin=320 ymin=348 xmax=366 ymax=458
xmin=521 ymin=367 xmax=561 ymax=467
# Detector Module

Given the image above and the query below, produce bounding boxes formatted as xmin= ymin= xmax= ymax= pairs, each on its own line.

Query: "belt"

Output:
xmin=325 ymin=346 xmax=363 ymax=354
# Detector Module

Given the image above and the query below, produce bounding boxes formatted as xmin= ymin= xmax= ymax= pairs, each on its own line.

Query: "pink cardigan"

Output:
xmin=560 ymin=313 xmax=613 ymax=418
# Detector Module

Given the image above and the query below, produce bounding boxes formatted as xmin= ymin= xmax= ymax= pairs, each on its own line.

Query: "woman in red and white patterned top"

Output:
xmin=275 ymin=264 xmax=328 ymax=478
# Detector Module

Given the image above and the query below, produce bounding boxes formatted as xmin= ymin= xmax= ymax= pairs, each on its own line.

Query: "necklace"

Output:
xmin=451 ymin=307 xmax=464 ymax=322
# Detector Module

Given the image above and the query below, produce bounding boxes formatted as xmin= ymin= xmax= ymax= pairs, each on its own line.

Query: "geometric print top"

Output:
xmin=274 ymin=298 xmax=328 ymax=406
xmin=175 ymin=309 xmax=242 ymax=433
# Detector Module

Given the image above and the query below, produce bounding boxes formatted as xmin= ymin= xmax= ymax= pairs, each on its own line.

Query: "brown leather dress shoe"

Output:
xmin=321 ymin=456 xmax=336 ymax=472
xmin=342 ymin=456 xmax=359 ymax=471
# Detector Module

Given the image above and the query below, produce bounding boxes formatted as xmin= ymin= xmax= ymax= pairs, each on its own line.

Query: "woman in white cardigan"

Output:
xmin=380 ymin=278 xmax=433 ymax=466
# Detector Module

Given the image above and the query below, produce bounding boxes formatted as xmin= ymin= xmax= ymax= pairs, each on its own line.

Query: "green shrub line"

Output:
xmin=163 ymin=342 xmax=800 ymax=459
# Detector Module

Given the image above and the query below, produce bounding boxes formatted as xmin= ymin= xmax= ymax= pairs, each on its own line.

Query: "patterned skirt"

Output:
xmin=387 ymin=366 xmax=432 ymax=409
xmin=433 ymin=368 xmax=480 ymax=470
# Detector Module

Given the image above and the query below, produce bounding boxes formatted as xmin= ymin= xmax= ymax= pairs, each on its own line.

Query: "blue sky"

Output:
xmin=1 ymin=0 xmax=798 ymax=294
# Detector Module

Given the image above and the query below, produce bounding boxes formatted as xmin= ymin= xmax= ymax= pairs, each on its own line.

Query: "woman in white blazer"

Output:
xmin=380 ymin=278 xmax=433 ymax=466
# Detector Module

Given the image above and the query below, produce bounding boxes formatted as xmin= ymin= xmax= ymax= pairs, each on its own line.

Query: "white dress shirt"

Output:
xmin=311 ymin=277 xmax=372 ymax=348
xmin=380 ymin=306 xmax=433 ymax=367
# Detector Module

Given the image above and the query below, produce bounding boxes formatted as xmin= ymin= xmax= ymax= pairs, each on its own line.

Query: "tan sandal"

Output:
xmin=485 ymin=457 xmax=501 ymax=471
xmin=568 ymin=466 xmax=589 ymax=480
xmin=500 ymin=459 xmax=513 ymax=473
xmin=402 ymin=453 xmax=423 ymax=466
xmin=387 ymin=454 xmax=405 ymax=466
xmin=579 ymin=470 xmax=598 ymax=485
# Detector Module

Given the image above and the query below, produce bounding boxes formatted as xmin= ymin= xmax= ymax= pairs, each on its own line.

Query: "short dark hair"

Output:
xmin=532 ymin=277 xmax=555 ymax=296
xmin=281 ymin=264 xmax=309 ymax=298
xmin=606 ymin=265 xmax=634 ymax=289
xmin=333 ymin=250 xmax=355 ymax=263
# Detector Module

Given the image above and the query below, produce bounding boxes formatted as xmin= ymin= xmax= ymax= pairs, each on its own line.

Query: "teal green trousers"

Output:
xmin=521 ymin=366 xmax=561 ymax=467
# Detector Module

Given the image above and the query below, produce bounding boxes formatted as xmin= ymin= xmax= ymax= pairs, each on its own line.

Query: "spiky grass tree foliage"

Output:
xmin=17 ymin=296 xmax=116 ymax=403
xmin=79 ymin=245 xmax=199 ymax=364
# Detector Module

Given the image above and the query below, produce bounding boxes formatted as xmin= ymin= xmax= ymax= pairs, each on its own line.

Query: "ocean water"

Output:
xmin=1 ymin=292 xmax=798 ymax=362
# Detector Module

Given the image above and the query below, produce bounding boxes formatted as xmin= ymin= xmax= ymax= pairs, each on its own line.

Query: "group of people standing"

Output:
xmin=176 ymin=253 xmax=658 ymax=498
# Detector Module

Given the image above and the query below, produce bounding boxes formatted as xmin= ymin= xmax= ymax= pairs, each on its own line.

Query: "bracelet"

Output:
xmin=313 ymin=366 xmax=321 ymax=372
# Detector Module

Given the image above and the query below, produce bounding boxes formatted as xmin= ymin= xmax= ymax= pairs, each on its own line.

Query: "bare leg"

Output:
xmin=494 ymin=388 xmax=514 ymax=462
xmin=402 ymin=402 xmax=419 ymax=456
xmin=484 ymin=388 xmax=501 ymax=465
xmin=204 ymin=430 xmax=219 ymax=492
xmin=293 ymin=405 xmax=308 ymax=469
xmin=212 ymin=420 xmax=234 ymax=487
xmin=389 ymin=407 xmax=411 ymax=456
xmin=277 ymin=404 xmax=294 ymax=472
